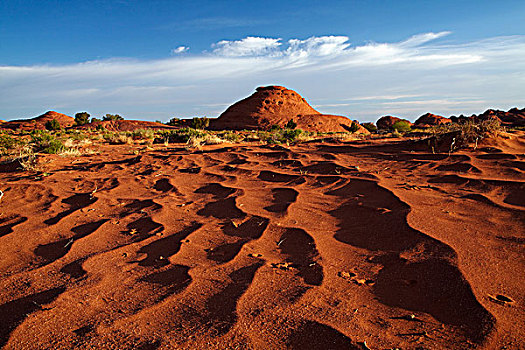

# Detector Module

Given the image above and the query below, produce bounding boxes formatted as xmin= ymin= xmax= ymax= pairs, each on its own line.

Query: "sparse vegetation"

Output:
xmin=31 ymin=131 xmax=66 ymax=154
xmin=347 ymin=122 xmax=360 ymax=133
xmin=392 ymin=120 xmax=412 ymax=133
xmin=191 ymin=117 xmax=210 ymax=130
xmin=362 ymin=122 xmax=377 ymax=133
xmin=431 ymin=117 xmax=503 ymax=151
xmin=131 ymin=128 xmax=155 ymax=140
xmin=156 ymin=128 xmax=207 ymax=143
xmin=45 ymin=119 xmax=61 ymax=131
xmin=285 ymin=119 xmax=297 ymax=129
xmin=103 ymin=132 xmax=133 ymax=145
xmin=166 ymin=117 xmax=180 ymax=126
xmin=0 ymin=132 xmax=22 ymax=155
xmin=103 ymin=114 xmax=124 ymax=121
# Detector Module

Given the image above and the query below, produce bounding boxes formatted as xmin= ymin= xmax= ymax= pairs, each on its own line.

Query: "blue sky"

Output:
xmin=1 ymin=0 xmax=524 ymax=122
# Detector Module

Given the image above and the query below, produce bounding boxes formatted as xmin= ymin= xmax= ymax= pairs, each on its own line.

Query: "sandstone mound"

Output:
xmin=414 ymin=113 xmax=451 ymax=128
xmin=475 ymin=108 xmax=524 ymax=127
xmin=376 ymin=116 xmax=413 ymax=130
xmin=0 ymin=111 xmax=74 ymax=131
xmin=75 ymin=120 xmax=177 ymax=132
xmin=210 ymin=86 xmax=369 ymax=133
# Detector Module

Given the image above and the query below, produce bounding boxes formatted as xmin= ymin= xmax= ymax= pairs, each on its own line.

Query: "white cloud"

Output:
xmin=399 ymin=31 xmax=452 ymax=47
xmin=172 ymin=46 xmax=189 ymax=54
xmin=287 ymin=36 xmax=351 ymax=57
xmin=212 ymin=37 xmax=282 ymax=57
xmin=1 ymin=32 xmax=524 ymax=122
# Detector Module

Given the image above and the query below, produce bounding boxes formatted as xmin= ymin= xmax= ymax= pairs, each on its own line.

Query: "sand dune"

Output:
xmin=0 ymin=133 xmax=523 ymax=349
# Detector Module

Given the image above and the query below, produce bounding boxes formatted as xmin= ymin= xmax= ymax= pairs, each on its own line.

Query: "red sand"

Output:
xmin=0 ymin=132 xmax=523 ymax=349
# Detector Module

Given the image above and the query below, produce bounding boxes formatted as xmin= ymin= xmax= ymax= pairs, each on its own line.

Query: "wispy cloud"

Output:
xmin=1 ymin=32 xmax=524 ymax=121
xmin=212 ymin=37 xmax=282 ymax=57
xmin=172 ymin=46 xmax=189 ymax=54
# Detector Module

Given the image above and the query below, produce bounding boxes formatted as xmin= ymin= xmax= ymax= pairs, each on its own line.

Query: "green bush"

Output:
xmin=64 ymin=130 xmax=88 ymax=141
xmin=219 ymin=131 xmax=241 ymax=142
xmin=285 ymin=119 xmax=297 ymax=129
xmin=0 ymin=133 xmax=22 ymax=155
xmin=362 ymin=122 xmax=377 ymax=133
xmin=270 ymin=124 xmax=282 ymax=131
xmin=166 ymin=117 xmax=180 ymax=126
xmin=131 ymin=128 xmax=155 ymax=140
xmin=392 ymin=120 xmax=412 ymax=133
xmin=103 ymin=114 xmax=124 ymax=121
xmin=157 ymin=128 xmax=207 ymax=143
xmin=75 ymin=112 xmax=90 ymax=126
xmin=31 ymin=131 xmax=66 ymax=153
xmin=191 ymin=117 xmax=209 ymax=130
xmin=45 ymin=119 xmax=61 ymax=131
xmin=103 ymin=132 xmax=133 ymax=144
xmin=348 ymin=122 xmax=360 ymax=133
xmin=283 ymin=128 xmax=302 ymax=141
xmin=91 ymin=117 xmax=101 ymax=123
xmin=0 ymin=133 xmax=17 ymax=150
xmin=42 ymin=139 xmax=66 ymax=154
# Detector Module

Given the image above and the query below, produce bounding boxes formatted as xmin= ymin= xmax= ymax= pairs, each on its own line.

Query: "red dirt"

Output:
xmin=0 ymin=131 xmax=523 ymax=349
xmin=210 ymin=86 xmax=369 ymax=134
xmin=0 ymin=111 xmax=75 ymax=131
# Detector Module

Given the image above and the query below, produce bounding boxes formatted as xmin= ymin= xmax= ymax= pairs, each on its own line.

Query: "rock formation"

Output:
xmin=0 ymin=111 xmax=74 ymax=131
xmin=376 ymin=116 xmax=413 ymax=130
xmin=210 ymin=86 xmax=369 ymax=133
xmin=414 ymin=113 xmax=452 ymax=128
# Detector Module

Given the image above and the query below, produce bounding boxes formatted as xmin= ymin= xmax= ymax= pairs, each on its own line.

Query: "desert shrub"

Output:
xmin=166 ymin=117 xmax=180 ymax=126
xmin=218 ymin=131 xmax=241 ymax=142
xmin=131 ymin=128 xmax=155 ymax=140
xmin=347 ymin=122 xmax=360 ymax=133
xmin=75 ymin=112 xmax=90 ymax=126
xmin=103 ymin=132 xmax=133 ymax=144
xmin=285 ymin=119 xmax=297 ymax=129
xmin=392 ymin=120 xmax=412 ymax=133
xmin=31 ymin=132 xmax=66 ymax=154
xmin=270 ymin=124 xmax=282 ymax=131
xmin=91 ymin=117 xmax=101 ymax=123
xmin=45 ymin=119 xmax=61 ymax=131
xmin=186 ymin=134 xmax=225 ymax=148
xmin=362 ymin=122 xmax=377 ymax=133
xmin=257 ymin=128 xmax=304 ymax=144
xmin=191 ymin=117 xmax=209 ymax=130
xmin=103 ymin=114 xmax=124 ymax=121
xmin=96 ymin=124 xmax=106 ymax=131
xmin=283 ymin=128 xmax=302 ymax=141
xmin=157 ymin=128 xmax=207 ymax=143
xmin=0 ymin=133 xmax=20 ymax=154
xmin=64 ymin=129 xmax=88 ymax=141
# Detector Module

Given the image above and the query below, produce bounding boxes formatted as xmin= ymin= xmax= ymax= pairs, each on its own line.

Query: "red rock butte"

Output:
xmin=414 ymin=113 xmax=452 ymax=128
xmin=210 ymin=86 xmax=369 ymax=133
xmin=0 ymin=111 xmax=74 ymax=131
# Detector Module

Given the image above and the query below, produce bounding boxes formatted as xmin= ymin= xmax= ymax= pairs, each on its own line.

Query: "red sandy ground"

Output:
xmin=0 ymin=133 xmax=523 ymax=349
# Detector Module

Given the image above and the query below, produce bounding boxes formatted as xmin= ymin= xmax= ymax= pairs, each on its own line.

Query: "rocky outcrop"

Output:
xmin=450 ymin=108 xmax=525 ymax=127
xmin=414 ymin=113 xmax=452 ymax=128
xmin=0 ymin=111 xmax=75 ymax=131
xmin=376 ymin=116 xmax=413 ymax=130
xmin=210 ymin=86 xmax=369 ymax=133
